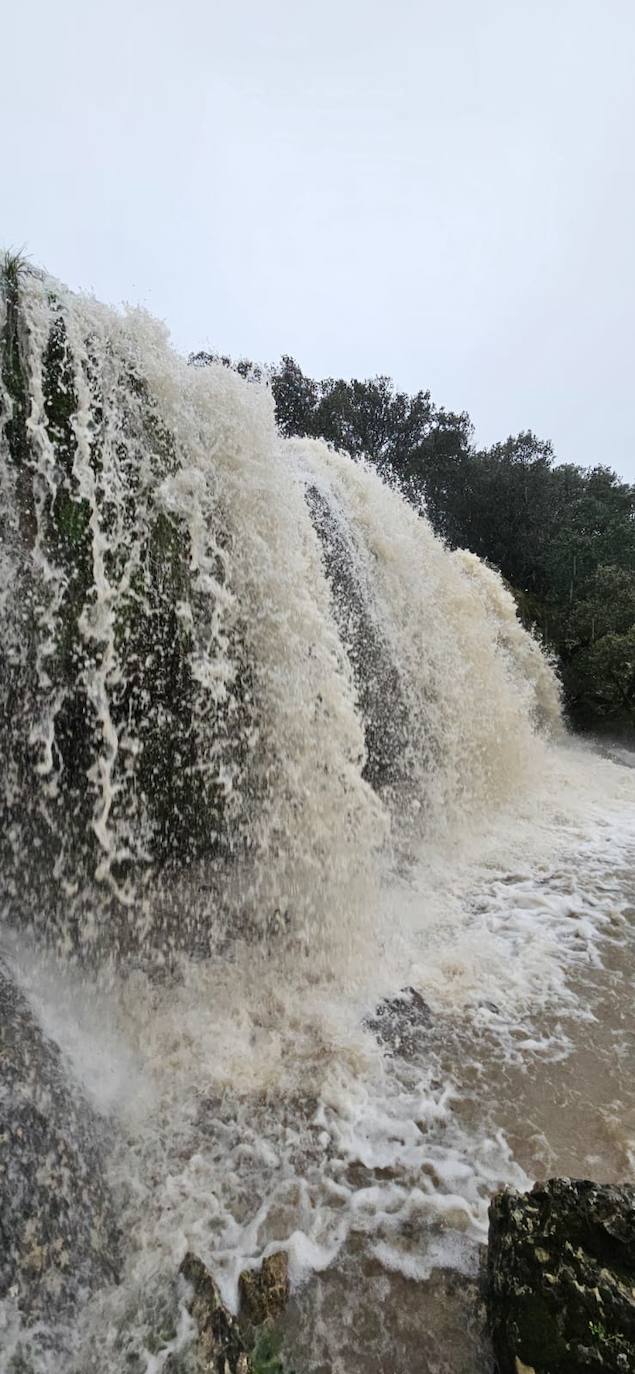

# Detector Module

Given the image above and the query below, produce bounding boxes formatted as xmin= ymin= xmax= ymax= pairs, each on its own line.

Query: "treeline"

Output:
xmin=192 ymin=352 xmax=635 ymax=724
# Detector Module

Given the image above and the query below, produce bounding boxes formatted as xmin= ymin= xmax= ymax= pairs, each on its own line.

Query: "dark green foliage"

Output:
xmin=408 ymin=431 xmax=634 ymax=720
xmin=271 ymin=359 xmax=472 ymax=482
xmin=251 ymin=1327 xmax=294 ymax=1374
xmin=552 ymin=566 xmax=635 ymax=717
xmin=418 ymin=432 xmax=557 ymax=594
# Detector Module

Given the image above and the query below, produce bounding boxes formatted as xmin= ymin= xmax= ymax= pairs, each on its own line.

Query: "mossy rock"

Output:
xmin=239 ymin=1252 xmax=290 ymax=1330
xmin=250 ymin=1327 xmax=291 ymax=1374
xmin=179 ymin=1253 xmax=252 ymax=1372
xmin=0 ymin=259 xmax=254 ymax=955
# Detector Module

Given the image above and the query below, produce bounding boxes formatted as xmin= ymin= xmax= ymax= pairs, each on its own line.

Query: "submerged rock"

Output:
xmin=0 ymin=960 xmax=120 ymax=1321
xmin=365 ymin=985 xmax=433 ymax=1059
xmin=487 ymin=1177 xmax=635 ymax=1374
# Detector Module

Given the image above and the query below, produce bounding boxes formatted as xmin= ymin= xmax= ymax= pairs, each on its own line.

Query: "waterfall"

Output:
xmin=2 ymin=260 xmax=634 ymax=1374
xmin=296 ymin=438 xmax=561 ymax=833
xmin=0 ymin=260 xmax=561 ymax=961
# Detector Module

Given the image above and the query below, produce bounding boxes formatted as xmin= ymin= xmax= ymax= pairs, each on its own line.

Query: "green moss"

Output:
xmin=587 ymin=1318 xmax=634 ymax=1361
xmin=250 ymin=1328 xmax=295 ymax=1374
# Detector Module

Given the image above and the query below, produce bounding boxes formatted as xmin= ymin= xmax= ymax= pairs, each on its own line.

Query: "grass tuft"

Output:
xmin=1 ymin=248 xmax=30 ymax=294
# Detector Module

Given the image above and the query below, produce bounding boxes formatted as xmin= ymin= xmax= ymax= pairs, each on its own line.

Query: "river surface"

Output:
xmin=2 ymin=734 xmax=633 ymax=1374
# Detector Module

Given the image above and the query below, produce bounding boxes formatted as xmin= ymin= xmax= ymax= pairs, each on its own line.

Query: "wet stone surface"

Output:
xmin=176 ymin=1251 xmax=291 ymax=1373
xmin=487 ymin=1177 xmax=635 ymax=1374
xmin=179 ymin=1252 xmax=252 ymax=1373
xmin=365 ymin=986 xmax=433 ymax=1059
xmin=239 ymin=1251 xmax=290 ymax=1331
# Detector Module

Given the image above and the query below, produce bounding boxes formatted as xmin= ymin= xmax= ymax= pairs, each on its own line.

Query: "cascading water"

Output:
xmin=0 ymin=264 xmax=383 ymax=958
xmin=295 ymin=437 xmax=562 ymax=830
xmin=1 ymin=262 xmax=633 ymax=1374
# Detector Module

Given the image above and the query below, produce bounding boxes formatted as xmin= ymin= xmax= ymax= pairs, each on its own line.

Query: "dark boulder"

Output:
xmin=365 ymin=986 xmax=433 ymax=1059
xmin=487 ymin=1177 xmax=635 ymax=1373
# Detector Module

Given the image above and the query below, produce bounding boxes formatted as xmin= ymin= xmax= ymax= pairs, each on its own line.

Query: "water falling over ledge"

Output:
xmin=0 ymin=259 xmax=560 ymax=964
xmin=2 ymin=259 xmax=633 ymax=1374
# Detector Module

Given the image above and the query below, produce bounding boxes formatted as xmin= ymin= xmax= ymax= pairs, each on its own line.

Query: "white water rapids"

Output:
xmin=0 ymin=272 xmax=633 ymax=1373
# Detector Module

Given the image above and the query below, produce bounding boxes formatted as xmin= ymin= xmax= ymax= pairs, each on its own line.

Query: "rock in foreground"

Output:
xmin=487 ymin=1178 xmax=635 ymax=1373
xmin=239 ymin=1251 xmax=289 ymax=1330
xmin=178 ymin=1250 xmax=291 ymax=1373
xmin=180 ymin=1253 xmax=252 ymax=1372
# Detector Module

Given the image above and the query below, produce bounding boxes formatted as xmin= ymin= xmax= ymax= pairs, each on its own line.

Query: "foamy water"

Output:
xmin=2 ymin=738 xmax=633 ymax=1374
xmin=1 ymin=266 xmax=633 ymax=1372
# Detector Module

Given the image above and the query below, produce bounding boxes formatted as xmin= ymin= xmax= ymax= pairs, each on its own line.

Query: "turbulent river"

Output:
xmin=0 ymin=266 xmax=633 ymax=1373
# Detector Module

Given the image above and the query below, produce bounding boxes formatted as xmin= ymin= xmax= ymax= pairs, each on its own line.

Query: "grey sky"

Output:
xmin=3 ymin=0 xmax=635 ymax=480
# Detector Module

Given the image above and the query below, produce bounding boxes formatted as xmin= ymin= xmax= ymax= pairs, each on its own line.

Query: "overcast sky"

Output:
xmin=3 ymin=1 xmax=635 ymax=479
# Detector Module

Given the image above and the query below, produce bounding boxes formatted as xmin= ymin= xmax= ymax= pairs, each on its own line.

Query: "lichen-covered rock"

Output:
xmin=239 ymin=1251 xmax=289 ymax=1329
xmin=487 ymin=1177 xmax=635 ymax=1373
xmin=0 ymin=960 xmax=120 ymax=1321
xmin=180 ymin=1252 xmax=253 ymax=1373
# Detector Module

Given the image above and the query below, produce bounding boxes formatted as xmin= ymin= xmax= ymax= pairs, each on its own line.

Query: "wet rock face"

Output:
xmin=305 ymin=484 xmax=410 ymax=793
xmin=179 ymin=1253 xmax=252 ymax=1373
xmin=487 ymin=1178 xmax=635 ymax=1374
xmin=176 ymin=1251 xmax=291 ymax=1374
xmin=239 ymin=1251 xmax=289 ymax=1330
xmin=0 ymin=262 xmax=254 ymax=956
xmin=0 ymin=962 xmax=120 ymax=1321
